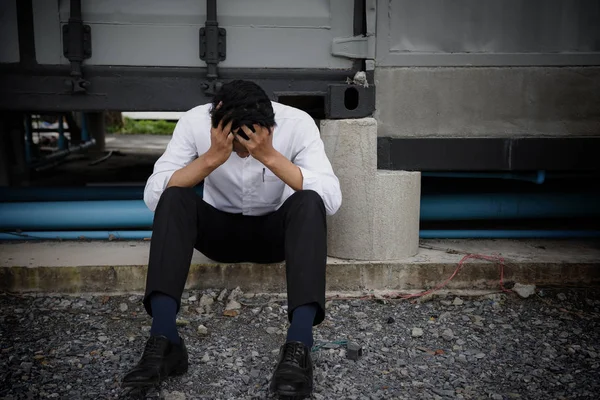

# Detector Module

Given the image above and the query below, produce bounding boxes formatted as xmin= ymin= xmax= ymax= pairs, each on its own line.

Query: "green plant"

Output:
xmin=107 ymin=118 xmax=176 ymax=135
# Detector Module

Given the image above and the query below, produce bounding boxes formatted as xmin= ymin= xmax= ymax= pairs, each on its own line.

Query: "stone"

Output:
xmin=412 ymin=328 xmax=424 ymax=338
xmin=119 ymin=303 xmax=128 ymax=312
xmin=557 ymin=293 xmax=567 ymax=301
xmin=162 ymin=390 xmax=186 ymax=400
xmin=197 ymin=325 xmax=208 ymax=335
xmin=442 ymin=329 xmax=454 ymax=341
xmin=223 ymin=309 xmax=239 ymax=317
xmin=228 ymin=287 xmax=243 ymax=302
xmin=453 ymin=297 xmax=464 ymax=306
xmin=225 ymin=300 xmax=241 ymax=311
xmin=199 ymin=295 xmax=214 ymax=307
xmin=98 ymin=336 xmax=108 ymax=342
xmin=188 ymin=295 xmax=197 ymax=302
xmin=217 ymin=289 xmax=228 ymax=302
xmin=265 ymin=327 xmax=278 ymax=335
xmin=512 ymin=283 xmax=536 ymax=298
xmin=201 ymin=354 xmax=210 ymax=363
xmin=176 ymin=318 xmax=190 ymax=326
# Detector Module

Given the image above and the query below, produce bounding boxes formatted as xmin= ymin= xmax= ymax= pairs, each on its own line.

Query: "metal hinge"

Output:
xmin=199 ymin=25 xmax=226 ymax=66
xmin=62 ymin=0 xmax=91 ymax=93
xmin=332 ymin=34 xmax=375 ymax=60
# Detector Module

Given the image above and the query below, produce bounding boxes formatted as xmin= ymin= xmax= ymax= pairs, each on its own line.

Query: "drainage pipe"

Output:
xmin=0 ymin=185 xmax=203 ymax=202
xmin=422 ymin=171 xmax=546 ymax=184
xmin=1 ymin=192 xmax=599 ymax=230
xmin=420 ymin=192 xmax=600 ymax=221
xmin=0 ymin=231 xmax=152 ymax=241
xmin=0 ymin=200 xmax=152 ymax=230
xmin=419 ymin=230 xmax=600 ymax=239
xmin=2 ymin=229 xmax=600 ymax=241
xmin=30 ymin=138 xmax=96 ymax=171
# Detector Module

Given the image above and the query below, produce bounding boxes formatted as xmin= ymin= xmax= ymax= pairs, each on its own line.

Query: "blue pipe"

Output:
xmin=0 ymin=200 xmax=154 ymax=230
xmin=0 ymin=186 xmax=146 ymax=202
xmin=0 ymin=185 xmax=203 ymax=202
xmin=0 ymin=231 xmax=152 ymax=241
xmin=419 ymin=230 xmax=600 ymax=239
xmin=2 ymin=229 xmax=599 ymax=241
xmin=422 ymin=171 xmax=546 ymax=184
xmin=420 ymin=192 xmax=600 ymax=221
xmin=0 ymin=192 xmax=598 ymax=230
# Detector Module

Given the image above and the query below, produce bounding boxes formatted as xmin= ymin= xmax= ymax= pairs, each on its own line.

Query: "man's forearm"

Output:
xmin=167 ymin=152 xmax=219 ymax=188
xmin=262 ymin=151 xmax=303 ymax=191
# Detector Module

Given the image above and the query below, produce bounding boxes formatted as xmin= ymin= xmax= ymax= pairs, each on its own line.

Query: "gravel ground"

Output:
xmin=1 ymin=288 xmax=599 ymax=400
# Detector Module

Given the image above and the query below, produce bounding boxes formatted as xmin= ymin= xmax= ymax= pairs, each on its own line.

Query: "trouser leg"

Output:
xmin=263 ymin=190 xmax=327 ymax=325
xmin=143 ymin=187 xmax=199 ymax=316
xmin=143 ymin=186 xmax=253 ymax=315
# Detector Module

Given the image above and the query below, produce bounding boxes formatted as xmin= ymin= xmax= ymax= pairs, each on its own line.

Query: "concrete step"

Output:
xmin=1 ymin=239 xmax=599 ymax=294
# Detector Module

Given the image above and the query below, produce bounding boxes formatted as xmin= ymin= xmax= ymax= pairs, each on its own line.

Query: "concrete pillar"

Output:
xmin=321 ymin=118 xmax=420 ymax=260
xmin=87 ymin=112 xmax=106 ymax=151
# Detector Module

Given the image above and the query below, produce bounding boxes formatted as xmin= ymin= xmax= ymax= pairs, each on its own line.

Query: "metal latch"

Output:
xmin=62 ymin=0 xmax=91 ymax=93
xmin=332 ymin=35 xmax=375 ymax=60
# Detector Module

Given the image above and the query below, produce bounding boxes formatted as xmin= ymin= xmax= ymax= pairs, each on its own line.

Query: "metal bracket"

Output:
xmin=62 ymin=24 xmax=92 ymax=60
xmin=62 ymin=0 xmax=91 ymax=94
xmin=200 ymin=0 xmax=226 ymax=96
xmin=199 ymin=25 xmax=226 ymax=69
xmin=332 ymin=35 xmax=375 ymax=60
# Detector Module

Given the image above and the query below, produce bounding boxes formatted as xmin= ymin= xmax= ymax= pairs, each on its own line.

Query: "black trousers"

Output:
xmin=143 ymin=186 xmax=327 ymax=325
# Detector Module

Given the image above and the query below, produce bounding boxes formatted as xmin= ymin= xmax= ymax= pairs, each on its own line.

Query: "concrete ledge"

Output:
xmin=1 ymin=240 xmax=599 ymax=293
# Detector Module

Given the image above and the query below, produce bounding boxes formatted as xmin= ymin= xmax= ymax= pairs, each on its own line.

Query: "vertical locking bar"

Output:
xmin=200 ymin=0 xmax=226 ymax=95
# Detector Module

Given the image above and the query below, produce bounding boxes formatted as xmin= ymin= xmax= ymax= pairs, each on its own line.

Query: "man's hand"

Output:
xmin=206 ymin=120 xmax=234 ymax=168
xmin=236 ymin=124 xmax=304 ymax=191
xmin=235 ymin=124 xmax=276 ymax=164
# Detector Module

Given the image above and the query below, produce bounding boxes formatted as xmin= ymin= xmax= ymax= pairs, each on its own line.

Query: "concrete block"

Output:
xmin=321 ymin=118 xmax=421 ymax=260
xmin=375 ymin=67 xmax=600 ymax=138
xmin=372 ymin=171 xmax=420 ymax=260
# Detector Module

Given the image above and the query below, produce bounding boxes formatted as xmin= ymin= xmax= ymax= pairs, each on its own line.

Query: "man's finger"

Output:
xmin=234 ymin=132 xmax=250 ymax=148
xmin=240 ymin=125 xmax=255 ymax=139
xmin=253 ymin=124 xmax=266 ymax=136
xmin=223 ymin=121 xmax=233 ymax=136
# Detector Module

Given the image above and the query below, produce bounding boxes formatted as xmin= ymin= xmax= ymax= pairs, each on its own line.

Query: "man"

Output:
xmin=121 ymin=80 xmax=342 ymax=398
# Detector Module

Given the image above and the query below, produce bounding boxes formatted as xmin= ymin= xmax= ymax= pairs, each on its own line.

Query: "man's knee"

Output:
xmin=156 ymin=186 xmax=195 ymax=211
xmin=288 ymin=190 xmax=325 ymax=211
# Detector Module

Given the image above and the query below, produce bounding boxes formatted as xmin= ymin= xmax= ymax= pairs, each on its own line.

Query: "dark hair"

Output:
xmin=210 ymin=80 xmax=276 ymax=134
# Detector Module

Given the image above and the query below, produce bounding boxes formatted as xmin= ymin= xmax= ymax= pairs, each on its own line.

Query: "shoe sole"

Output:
xmin=272 ymin=388 xmax=312 ymax=399
xmin=274 ymin=393 xmax=311 ymax=400
xmin=121 ymin=361 xmax=188 ymax=388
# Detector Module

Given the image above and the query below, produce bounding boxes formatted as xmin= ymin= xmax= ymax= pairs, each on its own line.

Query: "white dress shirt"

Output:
xmin=144 ymin=102 xmax=342 ymax=216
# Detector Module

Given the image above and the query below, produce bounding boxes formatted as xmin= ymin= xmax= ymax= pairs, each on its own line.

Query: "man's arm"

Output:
xmin=236 ymin=120 xmax=341 ymax=216
xmin=143 ymin=116 xmax=234 ymax=211
xmin=286 ymin=118 xmax=342 ymax=215
xmin=143 ymin=116 xmax=198 ymax=211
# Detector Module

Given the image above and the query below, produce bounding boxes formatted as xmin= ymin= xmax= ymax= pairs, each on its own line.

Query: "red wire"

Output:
xmin=346 ymin=253 xmax=513 ymax=302
xmin=397 ymin=253 xmax=512 ymax=300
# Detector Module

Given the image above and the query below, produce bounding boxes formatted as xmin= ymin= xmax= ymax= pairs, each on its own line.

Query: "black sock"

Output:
xmin=286 ymin=303 xmax=318 ymax=349
xmin=149 ymin=293 xmax=180 ymax=344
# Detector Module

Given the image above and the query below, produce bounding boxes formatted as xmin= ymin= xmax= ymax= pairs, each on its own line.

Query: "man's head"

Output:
xmin=209 ymin=80 xmax=275 ymax=157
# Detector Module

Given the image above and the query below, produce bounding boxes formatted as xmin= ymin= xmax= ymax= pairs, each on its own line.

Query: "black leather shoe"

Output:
xmin=270 ymin=341 xmax=313 ymax=399
xmin=121 ymin=335 xmax=188 ymax=388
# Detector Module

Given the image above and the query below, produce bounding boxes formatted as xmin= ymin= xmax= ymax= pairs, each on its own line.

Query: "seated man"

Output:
xmin=121 ymin=80 xmax=342 ymax=398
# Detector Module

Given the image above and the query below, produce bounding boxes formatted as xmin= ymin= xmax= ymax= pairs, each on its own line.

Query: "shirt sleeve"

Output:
xmin=143 ymin=115 xmax=198 ymax=212
xmin=289 ymin=117 xmax=342 ymax=216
